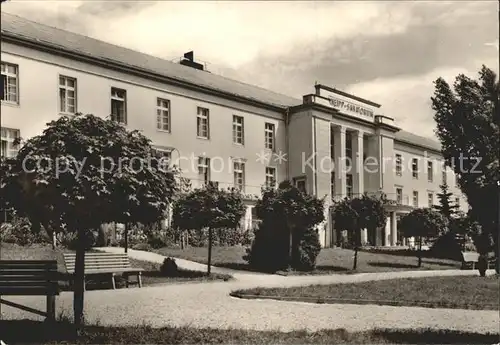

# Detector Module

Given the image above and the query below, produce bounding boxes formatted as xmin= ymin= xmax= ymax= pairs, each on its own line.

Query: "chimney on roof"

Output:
xmin=180 ymin=51 xmax=204 ymax=71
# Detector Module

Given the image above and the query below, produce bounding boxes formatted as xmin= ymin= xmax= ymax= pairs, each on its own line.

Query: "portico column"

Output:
xmin=333 ymin=126 xmax=347 ymax=197
xmin=352 ymin=130 xmax=364 ymax=196
xmin=390 ymin=211 xmax=397 ymax=246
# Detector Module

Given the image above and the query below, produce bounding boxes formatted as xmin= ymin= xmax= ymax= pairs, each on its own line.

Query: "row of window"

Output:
xmin=395 ymin=154 xmax=457 ymax=186
xmin=1 ymin=62 xmax=277 ymax=150
xmin=151 ymin=148 xmax=277 ymax=192
xmin=395 ymin=187 xmax=460 ymax=208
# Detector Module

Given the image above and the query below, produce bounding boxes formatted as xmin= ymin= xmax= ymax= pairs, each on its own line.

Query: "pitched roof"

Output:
xmin=1 ymin=12 xmax=442 ymax=152
xmin=0 ymin=12 xmax=301 ymax=109
xmin=394 ymin=130 xmax=442 ymax=152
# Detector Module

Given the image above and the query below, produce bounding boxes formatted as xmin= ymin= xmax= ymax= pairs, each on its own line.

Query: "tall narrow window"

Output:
xmin=455 ymin=197 xmax=460 ymax=208
xmin=265 ymin=167 xmax=276 ymax=188
xmin=396 ymin=188 xmax=403 ymax=204
xmin=345 ymin=132 xmax=352 ymax=168
xmin=442 ymin=165 xmax=447 ymax=185
xmin=264 ymin=122 xmax=275 ymax=150
xmin=198 ymin=157 xmax=211 ymax=185
xmin=346 ymin=174 xmax=353 ymax=198
xmin=294 ymin=177 xmax=307 ymax=194
xmin=395 ymin=154 xmax=402 ymax=176
xmin=428 ymin=192 xmax=434 ymax=207
xmin=233 ymin=161 xmax=245 ymax=191
xmin=156 ymin=98 xmax=170 ymax=132
xmin=111 ymin=87 xmax=127 ymax=124
xmin=59 ymin=76 xmax=77 ymax=114
xmin=1 ymin=62 xmax=19 ymax=104
xmin=412 ymin=191 xmax=418 ymax=207
xmin=0 ymin=127 xmax=21 ymax=158
xmin=412 ymin=158 xmax=419 ymax=179
xmin=233 ymin=115 xmax=244 ymax=145
xmin=427 ymin=161 xmax=433 ymax=182
xmin=197 ymin=107 xmax=209 ymax=139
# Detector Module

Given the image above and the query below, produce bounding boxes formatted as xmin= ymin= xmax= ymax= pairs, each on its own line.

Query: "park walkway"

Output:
xmin=1 ymin=247 xmax=498 ymax=334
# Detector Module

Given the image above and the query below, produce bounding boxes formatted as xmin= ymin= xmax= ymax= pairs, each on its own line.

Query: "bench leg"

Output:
xmin=472 ymin=262 xmax=475 ymax=270
xmin=46 ymin=295 xmax=55 ymax=322
xmin=111 ymin=274 xmax=116 ymax=290
xmin=138 ymin=272 xmax=142 ymax=288
xmin=83 ymin=275 xmax=86 ymax=292
xmin=124 ymin=273 xmax=129 ymax=288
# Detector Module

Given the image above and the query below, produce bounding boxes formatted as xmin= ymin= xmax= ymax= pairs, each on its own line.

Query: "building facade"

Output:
xmin=0 ymin=13 xmax=467 ymax=247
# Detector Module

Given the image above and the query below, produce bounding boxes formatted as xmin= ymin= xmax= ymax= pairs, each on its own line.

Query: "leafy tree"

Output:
xmin=171 ymin=182 xmax=245 ymax=274
xmin=400 ymin=208 xmax=449 ymax=267
xmin=433 ymin=182 xmax=459 ymax=220
xmin=0 ymin=114 xmax=178 ymax=332
xmin=244 ymin=181 xmax=324 ymax=272
xmin=432 ymin=65 xmax=499 ymax=272
xmin=333 ymin=194 xmax=387 ymax=270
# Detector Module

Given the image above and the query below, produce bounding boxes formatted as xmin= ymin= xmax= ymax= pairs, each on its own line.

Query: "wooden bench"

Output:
xmin=62 ymin=252 xmax=143 ymax=290
xmin=461 ymin=251 xmax=479 ymax=269
xmin=0 ymin=260 xmax=60 ymax=321
xmin=461 ymin=251 xmax=498 ymax=270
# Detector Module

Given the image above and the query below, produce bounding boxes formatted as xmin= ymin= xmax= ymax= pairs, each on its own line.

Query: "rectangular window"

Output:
xmin=455 ymin=197 xmax=460 ymax=208
xmin=197 ymin=107 xmax=209 ymax=139
xmin=152 ymin=147 xmax=171 ymax=170
xmin=232 ymin=115 xmax=244 ymax=145
xmin=198 ymin=157 xmax=211 ymax=185
xmin=265 ymin=167 xmax=276 ymax=188
xmin=1 ymin=62 xmax=19 ymax=104
xmin=395 ymin=154 xmax=402 ymax=176
xmin=0 ymin=127 xmax=21 ymax=158
xmin=156 ymin=98 xmax=170 ymax=132
xmin=111 ymin=87 xmax=127 ymax=124
xmin=428 ymin=192 xmax=434 ymax=207
xmin=427 ymin=161 xmax=433 ymax=182
xmin=264 ymin=122 xmax=275 ymax=150
xmin=59 ymin=75 xmax=77 ymax=114
xmin=294 ymin=177 xmax=307 ymax=194
xmin=442 ymin=166 xmax=447 ymax=185
xmin=412 ymin=158 xmax=419 ymax=179
xmin=331 ymin=172 xmax=335 ymax=199
xmin=412 ymin=191 xmax=418 ymax=207
xmin=233 ymin=161 xmax=245 ymax=191
xmin=346 ymin=174 xmax=353 ymax=198
xmin=396 ymin=188 xmax=403 ymax=205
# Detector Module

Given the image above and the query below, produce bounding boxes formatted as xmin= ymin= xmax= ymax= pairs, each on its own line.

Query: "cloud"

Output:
xmin=345 ymin=66 xmax=483 ymax=138
xmin=3 ymin=0 xmax=497 ymax=140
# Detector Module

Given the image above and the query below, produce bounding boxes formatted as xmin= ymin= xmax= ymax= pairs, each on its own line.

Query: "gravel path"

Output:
xmin=1 ymin=247 xmax=498 ymax=334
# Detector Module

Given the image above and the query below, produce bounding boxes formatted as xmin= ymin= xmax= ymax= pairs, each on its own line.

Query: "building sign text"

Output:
xmin=327 ymin=96 xmax=374 ymax=118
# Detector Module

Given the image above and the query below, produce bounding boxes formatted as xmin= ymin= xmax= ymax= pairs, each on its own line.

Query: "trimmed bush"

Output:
xmin=0 ymin=216 xmax=49 ymax=246
xmin=244 ymin=181 xmax=324 ymax=273
xmin=160 ymin=257 xmax=179 ymax=277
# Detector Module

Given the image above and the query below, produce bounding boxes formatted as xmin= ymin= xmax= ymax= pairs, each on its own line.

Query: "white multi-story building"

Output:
xmin=1 ymin=13 xmax=467 ymax=247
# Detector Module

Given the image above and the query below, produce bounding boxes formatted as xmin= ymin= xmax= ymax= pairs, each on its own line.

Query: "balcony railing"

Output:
xmin=332 ymin=192 xmax=412 ymax=206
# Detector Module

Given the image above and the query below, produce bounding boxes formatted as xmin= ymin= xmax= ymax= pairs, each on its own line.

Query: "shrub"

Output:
xmin=160 ymin=257 xmax=179 ymax=277
xmin=131 ymin=242 xmax=152 ymax=251
xmin=60 ymin=230 xmax=97 ymax=250
xmin=0 ymin=216 xmax=48 ymax=246
xmin=430 ymin=232 xmax=464 ymax=260
xmin=245 ymin=181 xmax=324 ymax=272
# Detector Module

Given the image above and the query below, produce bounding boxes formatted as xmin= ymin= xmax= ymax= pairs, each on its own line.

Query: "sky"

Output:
xmin=3 ymin=0 xmax=498 ymax=139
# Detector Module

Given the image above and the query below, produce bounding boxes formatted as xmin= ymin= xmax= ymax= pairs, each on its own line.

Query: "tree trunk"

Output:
xmin=417 ymin=236 xmax=422 ymax=267
xmin=124 ymin=223 xmax=128 ymax=253
xmin=207 ymin=227 xmax=212 ymax=275
xmin=353 ymin=247 xmax=358 ymax=270
xmin=52 ymin=231 xmax=57 ymax=250
xmin=288 ymin=223 xmax=293 ymax=269
xmin=73 ymin=229 xmax=86 ymax=334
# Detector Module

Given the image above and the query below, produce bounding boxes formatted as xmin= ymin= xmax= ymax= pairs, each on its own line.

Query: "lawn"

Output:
xmin=0 ymin=243 xmax=231 ymax=289
xmin=1 ymin=320 xmax=499 ymax=344
xmin=232 ymin=275 xmax=500 ymax=311
xmin=154 ymin=245 xmax=461 ymax=274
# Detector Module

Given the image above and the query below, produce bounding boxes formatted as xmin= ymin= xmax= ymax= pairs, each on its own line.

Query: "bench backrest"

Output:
xmin=63 ymin=252 xmax=132 ymax=274
xmin=0 ymin=260 xmax=59 ymax=296
xmin=461 ymin=251 xmax=479 ymax=262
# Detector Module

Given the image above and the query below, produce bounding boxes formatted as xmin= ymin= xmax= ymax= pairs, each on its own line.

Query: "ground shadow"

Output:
xmin=1 ymin=320 xmax=498 ymax=344
xmin=421 ymin=260 xmax=459 ymax=267
xmin=212 ymin=262 xmax=265 ymax=273
xmin=368 ymin=262 xmax=418 ymax=269
xmin=314 ymin=265 xmax=351 ymax=273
